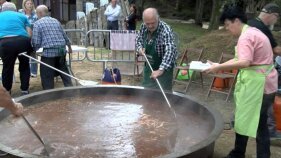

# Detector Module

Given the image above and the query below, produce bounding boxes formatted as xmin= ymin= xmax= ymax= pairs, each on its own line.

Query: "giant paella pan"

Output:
xmin=0 ymin=86 xmax=223 ymax=158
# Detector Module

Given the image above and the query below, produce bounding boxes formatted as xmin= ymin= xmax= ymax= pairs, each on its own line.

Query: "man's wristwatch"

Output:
xmin=158 ymin=67 xmax=164 ymax=71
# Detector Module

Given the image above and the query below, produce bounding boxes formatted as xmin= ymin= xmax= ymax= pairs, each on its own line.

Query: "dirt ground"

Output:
xmin=4 ymin=59 xmax=281 ymax=158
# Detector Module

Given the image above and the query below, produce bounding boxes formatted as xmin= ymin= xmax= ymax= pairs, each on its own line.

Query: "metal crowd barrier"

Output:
xmin=64 ymin=29 xmax=87 ymax=62
xmin=85 ymin=29 xmax=137 ymax=70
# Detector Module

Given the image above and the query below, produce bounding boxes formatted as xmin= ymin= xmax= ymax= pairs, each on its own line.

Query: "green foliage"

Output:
xmin=136 ymin=18 xmax=208 ymax=53
xmin=273 ymin=0 xmax=281 ymax=7
xmin=163 ymin=19 xmax=208 ymax=52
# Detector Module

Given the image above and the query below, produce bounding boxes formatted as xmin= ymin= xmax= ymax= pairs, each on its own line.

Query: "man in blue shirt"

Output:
xmin=104 ymin=0 xmax=121 ymax=30
xmin=0 ymin=2 xmax=33 ymax=95
xmin=32 ymin=5 xmax=73 ymax=90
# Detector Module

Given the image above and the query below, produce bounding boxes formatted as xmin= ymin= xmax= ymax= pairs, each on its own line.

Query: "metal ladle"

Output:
xmin=11 ymin=99 xmax=53 ymax=156
xmin=21 ymin=115 xmax=53 ymax=156
xmin=19 ymin=53 xmax=98 ymax=86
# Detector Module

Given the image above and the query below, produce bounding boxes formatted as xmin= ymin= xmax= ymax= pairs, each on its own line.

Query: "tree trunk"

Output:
xmin=195 ymin=0 xmax=205 ymax=25
xmin=245 ymin=0 xmax=271 ymax=13
xmin=208 ymin=0 xmax=223 ymax=30
xmin=175 ymin=0 xmax=180 ymax=10
xmin=136 ymin=0 xmax=147 ymax=18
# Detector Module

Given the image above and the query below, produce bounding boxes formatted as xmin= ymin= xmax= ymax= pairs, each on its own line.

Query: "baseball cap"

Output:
xmin=262 ymin=3 xmax=280 ymax=15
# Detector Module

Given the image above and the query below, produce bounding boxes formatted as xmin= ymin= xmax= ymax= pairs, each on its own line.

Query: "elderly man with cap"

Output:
xmin=248 ymin=3 xmax=281 ymax=55
xmin=32 ymin=5 xmax=73 ymax=90
xmin=135 ymin=8 xmax=178 ymax=91
xmin=248 ymin=3 xmax=281 ymax=140
xmin=0 ymin=2 xmax=33 ymax=95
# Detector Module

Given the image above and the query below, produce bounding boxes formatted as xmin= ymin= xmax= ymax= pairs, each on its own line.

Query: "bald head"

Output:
xmin=36 ymin=5 xmax=48 ymax=19
xmin=142 ymin=8 xmax=159 ymax=32
xmin=143 ymin=8 xmax=159 ymax=19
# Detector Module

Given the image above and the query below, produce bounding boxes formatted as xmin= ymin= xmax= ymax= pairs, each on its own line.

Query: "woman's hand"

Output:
xmin=203 ymin=60 xmax=220 ymax=74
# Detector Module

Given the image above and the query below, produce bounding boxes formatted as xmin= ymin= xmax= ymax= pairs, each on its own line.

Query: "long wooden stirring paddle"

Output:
xmin=142 ymin=50 xmax=177 ymax=118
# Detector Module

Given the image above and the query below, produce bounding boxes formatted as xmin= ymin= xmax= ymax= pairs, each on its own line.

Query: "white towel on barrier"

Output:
xmin=110 ymin=30 xmax=138 ymax=51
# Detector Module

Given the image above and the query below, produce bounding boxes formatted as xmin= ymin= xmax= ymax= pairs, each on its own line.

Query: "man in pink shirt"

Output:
xmin=204 ymin=6 xmax=277 ymax=158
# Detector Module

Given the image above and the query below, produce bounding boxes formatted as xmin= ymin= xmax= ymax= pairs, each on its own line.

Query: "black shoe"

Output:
xmin=224 ymin=155 xmax=243 ymax=158
xmin=224 ymin=151 xmax=245 ymax=158
xmin=0 ymin=150 xmax=8 ymax=156
xmin=270 ymin=132 xmax=281 ymax=140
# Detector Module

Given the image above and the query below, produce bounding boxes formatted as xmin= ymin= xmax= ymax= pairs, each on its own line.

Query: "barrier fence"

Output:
xmin=64 ymin=29 xmax=87 ymax=62
xmin=85 ymin=29 xmax=138 ymax=71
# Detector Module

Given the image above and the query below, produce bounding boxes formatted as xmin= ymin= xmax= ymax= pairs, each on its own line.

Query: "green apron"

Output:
xmin=234 ymin=25 xmax=274 ymax=138
xmin=141 ymin=29 xmax=173 ymax=91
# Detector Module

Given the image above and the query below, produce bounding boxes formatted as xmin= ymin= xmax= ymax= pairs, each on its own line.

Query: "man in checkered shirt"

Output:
xmin=32 ymin=5 xmax=73 ymax=90
xmin=135 ymin=8 xmax=178 ymax=91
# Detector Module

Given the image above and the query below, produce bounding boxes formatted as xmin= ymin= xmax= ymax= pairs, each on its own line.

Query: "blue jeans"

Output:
xmin=30 ymin=58 xmax=38 ymax=75
xmin=227 ymin=93 xmax=274 ymax=158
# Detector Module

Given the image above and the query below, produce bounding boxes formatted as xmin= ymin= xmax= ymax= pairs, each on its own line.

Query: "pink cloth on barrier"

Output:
xmin=110 ymin=30 xmax=138 ymax=51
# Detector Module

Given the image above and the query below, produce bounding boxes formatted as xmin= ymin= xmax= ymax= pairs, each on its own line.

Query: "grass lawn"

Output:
xmin=162 ymin=19 xmax=235 ymax=63
xmin=137 ymin=18 xmax=209 ymax=53
xmin=163 ymin=19 xmax=208 ymax=52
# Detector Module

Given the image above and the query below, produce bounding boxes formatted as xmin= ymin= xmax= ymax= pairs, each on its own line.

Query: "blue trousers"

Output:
xmin=30 ymin=54 xmax=38 ymax=75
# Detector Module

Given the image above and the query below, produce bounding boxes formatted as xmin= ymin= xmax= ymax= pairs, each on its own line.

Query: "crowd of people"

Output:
xmin=0 ymin=1 xmax=139 ymax=111
xmin=0 ymin=2 xmax=139 ymax=106
xmin=0 ymin=1 xmax=73 ymax=94
xmin=104 ymin=0 xmax=137 ymax=30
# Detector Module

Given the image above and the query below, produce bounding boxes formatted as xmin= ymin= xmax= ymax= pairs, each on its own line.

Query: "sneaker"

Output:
xmin=270 ymin=132 xmax=281 ymax=140
xmin=30 ymin=73 xmax=37 ymax=78
xmin=0 ymin=150 xmax=8 ymax=156
xmin=21 ymin=90 xmax=29 ymax=96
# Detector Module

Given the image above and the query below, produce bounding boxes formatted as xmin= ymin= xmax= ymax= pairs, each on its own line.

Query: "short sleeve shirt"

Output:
xmin=237 ymin=26 xmax=277 ymax=94
xmin=248 ymin=18 xmax=277 ymax=48
xmin=0 ymin=11 xmax=30 ymax=38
